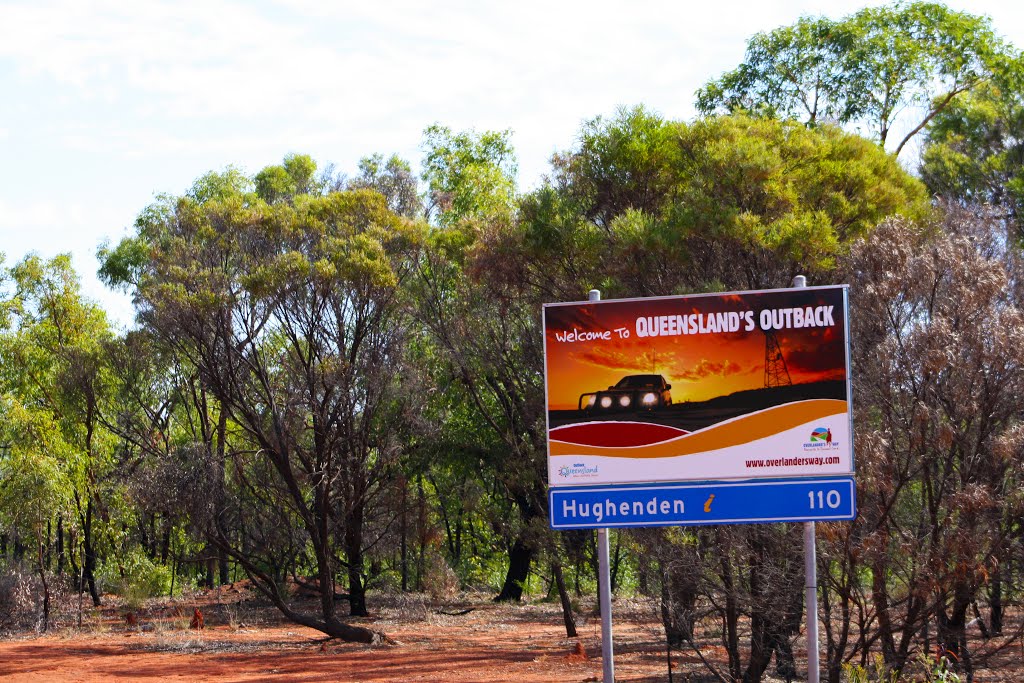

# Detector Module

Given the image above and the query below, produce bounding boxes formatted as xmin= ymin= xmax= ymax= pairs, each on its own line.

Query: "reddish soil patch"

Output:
xmin=0 ymin=591 xmax=674 ymax=682
xmin=3 ymin=588 xmax=1020 ymax=682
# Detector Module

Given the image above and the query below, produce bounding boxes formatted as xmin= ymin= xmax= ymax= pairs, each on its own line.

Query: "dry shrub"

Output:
xmin=421 ymin=549 xmax=459 ymax=601
xmin=0 ymin=564 xmax=57 ymax=632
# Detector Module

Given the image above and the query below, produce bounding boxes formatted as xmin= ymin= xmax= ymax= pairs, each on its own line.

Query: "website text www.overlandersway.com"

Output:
xmin=745 ymin=455 xmax=840 ymax=468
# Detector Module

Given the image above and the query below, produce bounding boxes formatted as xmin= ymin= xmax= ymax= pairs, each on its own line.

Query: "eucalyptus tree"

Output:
xmin=0 ymin=254 xmax=116 ymax=607
xmin=102 ymin=158 xmax=423 ymax=642
xmin=348 ymin=153 xmax=423 ymax=220
xmin=100 ymin=329 xmax=231 ymax=587
xmin=542 ymin=108 xmax=929 ymax=299
xmin=416 ymin=125 xmax=555 ymax=604
xmin=422 ymin=124 xmax=518 ymax=225
xmin=697 ymin=2 xmax=1020 ymax=157
xmin=0 ymin=422 xmax=72 ymax=631
xmin=921 ymin=78 xmax=1024 ymax=237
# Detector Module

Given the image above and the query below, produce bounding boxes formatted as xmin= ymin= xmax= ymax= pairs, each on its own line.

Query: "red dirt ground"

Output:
xmin=0 ymin=589 xmax=683 ymax=682
xmin=2 ymin=587 xmax=1020 ymax=682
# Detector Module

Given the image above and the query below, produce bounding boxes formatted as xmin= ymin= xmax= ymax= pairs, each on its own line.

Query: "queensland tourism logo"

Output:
xmin=803 ymin=426 xmax=838 ymax=451
xmin=558 ymin=462 xmax=599 ymax=479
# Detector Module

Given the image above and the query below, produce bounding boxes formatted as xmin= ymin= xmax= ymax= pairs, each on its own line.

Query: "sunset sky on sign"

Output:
xmin=543 ymin=289 xmax=847 ymax=410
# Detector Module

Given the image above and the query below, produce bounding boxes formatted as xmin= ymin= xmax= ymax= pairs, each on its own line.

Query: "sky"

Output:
xmin=2 ymin=0 xmax=1024 ymax=330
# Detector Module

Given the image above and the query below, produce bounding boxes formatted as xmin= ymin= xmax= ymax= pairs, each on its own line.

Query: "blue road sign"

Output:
xmin=549 ymin=476 xmax=856 ymax=529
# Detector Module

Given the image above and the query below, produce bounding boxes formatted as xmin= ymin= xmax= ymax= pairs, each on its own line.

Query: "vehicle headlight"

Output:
xmin=600 ymin=396 xmax=613 ymax=408
xmin=619 ymin=395 xmax=631 ymax=407
xmin=642 ymin=392 xmax=657 ymax=405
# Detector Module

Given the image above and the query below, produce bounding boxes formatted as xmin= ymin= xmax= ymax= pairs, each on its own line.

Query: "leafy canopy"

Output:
xmin=422 ymin=125 xmax=518 ymax=226
xmin=697 ymin=1 xmax=1021 ymax=156
xmin=518 ymin=107 xmax=928 ymax=297
xmin=921 ymin=79 xmax=1024 ymax=233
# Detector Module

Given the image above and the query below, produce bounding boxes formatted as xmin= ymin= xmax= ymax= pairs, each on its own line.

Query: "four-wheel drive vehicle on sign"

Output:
xmin=579 ymin=374 xmax=672 ymax=412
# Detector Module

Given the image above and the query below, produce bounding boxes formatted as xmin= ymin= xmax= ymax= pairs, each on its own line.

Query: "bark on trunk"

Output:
xmin=660 ymin=561 xmax=697 ymax=646
xmin=988 ymin=566 xmax=1003 ymax=635
xmin=215 ymin=410 xmax=230 ymax=587
xmin=37 ymin=537 xmax=50 ymax=633
xmin=743 ymin=544 xmax=773 ymax=683
xmin=552 ymin=562 xmax=577 ymax=638
xmin=720 ymin=549 xmax=742 ymax=682
xmin=494 ymin=537 xmax=532 ymax=602
xmin=56 ymin=517 xmax=65 ymax=576
xmin=346 ymin=502 xmax=369 ymax=618
xmin=83 ymin=501 xmax=101 ymax=607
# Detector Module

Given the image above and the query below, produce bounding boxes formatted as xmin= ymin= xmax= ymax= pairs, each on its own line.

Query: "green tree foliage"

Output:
xmin=525 ymin=107 xmax=928 ymax=299
xmin=348 ymin=153 xmax=423 ymax=220
xmin=921 ymin=80 xmax=1024 ymax=234
xmin=101 ymin=329 xmax=230 ymax=589
xmin=415 ymin=111 xmax=927 ymax=657
xmin=697 ymin=2 xmax=1020 ymax=156
xmin=422 ymin=125 xmax=517 ymax=225
xmin=103 ymin=156 xmax=423 ymax=642
xmin=254 ymin=153 xmax=319 ymax=203
xmin=0 ymin=254 xmax=116 ymax=609
xmin=416 ymin=126 xmax=575 ymax=609
xmin=189 ymin=165 xmax=254 ymax=203
xmin=11 ymin=80 xmax=1024 ymax=677
xmin=481 ymin=108 xmax=927 ymax=678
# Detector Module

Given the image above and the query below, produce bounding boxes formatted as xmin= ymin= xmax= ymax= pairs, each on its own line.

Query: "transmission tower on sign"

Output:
xmin=764 ymin=330 xmax=792 ymax=388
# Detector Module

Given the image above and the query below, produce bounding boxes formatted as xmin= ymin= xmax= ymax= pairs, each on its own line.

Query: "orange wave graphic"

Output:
xmin=549 ymin=399 xmax=847 ymax=459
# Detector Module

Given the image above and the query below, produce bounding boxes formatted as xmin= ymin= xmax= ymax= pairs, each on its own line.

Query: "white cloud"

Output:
xmin=2 ymin=0 xmax=1024 ymax=326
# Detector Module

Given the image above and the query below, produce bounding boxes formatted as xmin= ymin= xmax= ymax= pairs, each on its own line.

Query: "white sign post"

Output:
xmin=589 ymin=288 xmax=615 ymax=683
xmin=793 ymin=275 xmax=821 ymax=683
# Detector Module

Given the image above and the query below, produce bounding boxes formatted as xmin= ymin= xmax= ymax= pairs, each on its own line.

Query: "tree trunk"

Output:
xmin=400 ymin=478 xmax=408 ymax=593
xmin=416 ymin=477 xmax=427 ymax=592
xmin=720 ymin=547 xmax=742 ymax=682
xmin=215 ymin=410 xmax=230 ymax=587
xmin=822 ymin=569 xmax=853 ymax=683
xmin=494 ymin=536 xmax=532 ymax=602
xmin=871 ymin=557 xmax=896 ymax=667
xmin=553 ymin=562 xmax=577 ymax=638
xmin=988 ymin=565 xmax=1003 ymax=635
xmin=160 ymin=525 xmax=171 ymax=565
xmin=205 ymin=554 xmax=217 ymax=589
xmin=610 ymin=533 xmax=622 ymax=593
xmin=82 ymin=500 xmax=100 ymax=607
xmin=37 ymin=537 xmax=50 ymax=633
xmin=660 ymin=559 xmax=697 ymax=646
xmin=56 ymin=517 xmax=65 ymax=576
xmin=346 ymin=502 xmax=368 ymax=618
xmin=743 ymin=541 xmax=773 ymax=683
xmin=937 ymin=584 xmax=973 ymax=680
xmin=770 ymin=576 xmax=804 ymax=682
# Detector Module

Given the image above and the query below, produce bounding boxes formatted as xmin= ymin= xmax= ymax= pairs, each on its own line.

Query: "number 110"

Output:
xmin=808 ymin=490 xmax=841 ymax=509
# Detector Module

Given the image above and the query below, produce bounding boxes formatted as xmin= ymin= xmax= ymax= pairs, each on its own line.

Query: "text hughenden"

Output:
xmin=562 ymin=496 xmax=685 ymax=523
xmin=552 ymin=306 xmax=835 ymax=343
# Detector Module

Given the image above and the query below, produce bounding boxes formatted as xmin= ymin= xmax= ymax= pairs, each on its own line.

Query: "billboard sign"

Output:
xmin=544 ymin=286 xmax=851 ymax=488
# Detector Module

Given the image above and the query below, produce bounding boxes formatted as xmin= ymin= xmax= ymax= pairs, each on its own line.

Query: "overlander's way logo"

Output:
xmin=804 ymin=426 xmax=838 ymax=451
